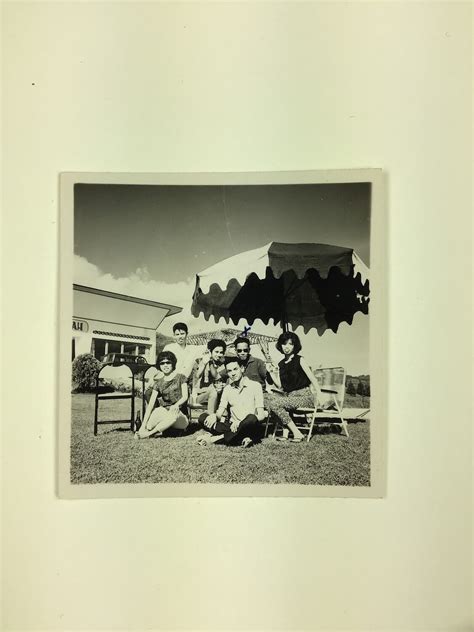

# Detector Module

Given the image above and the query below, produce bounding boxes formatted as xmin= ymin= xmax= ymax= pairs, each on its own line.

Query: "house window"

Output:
xmin=107 ymin=340 xmax=121 ymax=354
xmin=93 ymin=339 xmax=107 ymax=360
xmin=123 ymin=342 xmax=138 ymax=355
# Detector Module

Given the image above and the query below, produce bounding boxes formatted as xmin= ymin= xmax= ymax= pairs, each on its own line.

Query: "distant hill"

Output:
xmin=347 ymin=374 xmax=370 ymax=385
xmin=155 ymin=332 xmax=174 ymax=356
xmin=346 ymin=374 xmax=370 ymax=397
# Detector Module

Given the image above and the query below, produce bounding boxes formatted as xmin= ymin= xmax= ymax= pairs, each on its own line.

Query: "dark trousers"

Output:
xmin=198 ymin=413 xmax=259 ymax=445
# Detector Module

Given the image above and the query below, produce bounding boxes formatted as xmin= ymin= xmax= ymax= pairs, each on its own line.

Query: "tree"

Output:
xmin=156 ymin=332 xmax=174 ymax=355
xmin=346 ymin=380 xmax=356 ymax=396
xmin=356 ymin=381 xmax=365 ymax=396
xmin=72 ymin=353 xmax=101 ymax=392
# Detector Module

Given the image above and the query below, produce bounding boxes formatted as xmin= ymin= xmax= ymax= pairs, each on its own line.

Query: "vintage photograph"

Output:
xmin=60 ymin=170 xmax=383 ymax=496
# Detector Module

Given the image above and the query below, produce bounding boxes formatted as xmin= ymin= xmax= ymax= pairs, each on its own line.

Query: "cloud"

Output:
xmin=74 ymin=255 xmax=220 ymax=335
xmin=74 ymin=255 xmax=192 ymax=304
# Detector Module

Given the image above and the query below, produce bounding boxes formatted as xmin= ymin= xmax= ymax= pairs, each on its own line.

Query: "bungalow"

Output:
xmin=72 ymin=284 xmax=182 ymax=363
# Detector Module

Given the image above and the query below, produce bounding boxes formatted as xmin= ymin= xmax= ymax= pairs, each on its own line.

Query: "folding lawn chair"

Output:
xmin=294 ymin=367 xmax=348 ymax=440
xmin=265 ymin=367 xmax=349 ymax=441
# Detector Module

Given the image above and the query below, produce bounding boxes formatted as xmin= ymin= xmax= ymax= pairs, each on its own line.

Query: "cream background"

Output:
xmin=2 ymin=2 xmax=472 ymax=631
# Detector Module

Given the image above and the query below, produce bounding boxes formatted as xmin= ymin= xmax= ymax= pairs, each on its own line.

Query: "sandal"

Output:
xmin=196 ymin=432 xmax=212 ymax=446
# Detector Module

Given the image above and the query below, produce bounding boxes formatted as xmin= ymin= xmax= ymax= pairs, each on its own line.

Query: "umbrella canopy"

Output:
xmin=191 ymin=242 xmax=370 ymax=335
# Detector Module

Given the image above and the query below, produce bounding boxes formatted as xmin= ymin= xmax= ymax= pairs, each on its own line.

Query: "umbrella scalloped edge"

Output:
xmin=191 ymin=301 xmax=369 ymax=337
xmin=198 ymin=264 xmax=369 ymax=296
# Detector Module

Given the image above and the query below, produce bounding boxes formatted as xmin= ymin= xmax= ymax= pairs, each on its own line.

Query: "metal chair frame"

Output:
xmin=264 ymin=367 xmax=349 ymax=441
xmin=94 ymin=360 xmax=149 ymax=435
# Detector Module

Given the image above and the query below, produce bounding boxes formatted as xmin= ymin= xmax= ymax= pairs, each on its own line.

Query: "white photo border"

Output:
xmin=58 ymin=169 xmax=387 ymax=499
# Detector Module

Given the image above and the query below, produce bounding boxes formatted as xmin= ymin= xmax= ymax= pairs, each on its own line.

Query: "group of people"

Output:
xmin=135 ymin=322 xmax=322 ymax=447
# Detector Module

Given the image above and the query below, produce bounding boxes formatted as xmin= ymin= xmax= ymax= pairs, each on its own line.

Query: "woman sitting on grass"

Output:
xmin=266 ymin=331 xmax=322 ymax=443
xmin=135 ymin=351 xmax=189 ymax=439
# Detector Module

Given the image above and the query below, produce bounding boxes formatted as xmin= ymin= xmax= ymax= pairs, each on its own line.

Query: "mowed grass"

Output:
xmin=71 ymin=394 xmax=370 ymax=486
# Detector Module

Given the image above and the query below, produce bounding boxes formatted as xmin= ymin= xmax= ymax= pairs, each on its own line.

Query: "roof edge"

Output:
xmin=73 ymin=284 xmax=182 ymax=316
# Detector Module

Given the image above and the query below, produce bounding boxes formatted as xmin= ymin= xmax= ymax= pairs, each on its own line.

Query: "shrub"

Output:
xmin=72 ymin=353 xmax=101 ymax=392
xmin=346 ymin=381 xmax=356 ymax=396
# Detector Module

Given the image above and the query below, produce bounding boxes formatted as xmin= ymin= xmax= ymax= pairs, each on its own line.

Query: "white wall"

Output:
xmin=2 ymin=3 xmax=472 ymax=631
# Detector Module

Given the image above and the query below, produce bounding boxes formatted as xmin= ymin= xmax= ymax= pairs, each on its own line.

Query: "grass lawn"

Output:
xmin=71 ymin=393 xmax=370 ymax=486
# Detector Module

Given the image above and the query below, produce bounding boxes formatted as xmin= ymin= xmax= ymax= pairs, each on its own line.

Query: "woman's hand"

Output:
xmin=230 ymin=420 xmax=240 ymax=433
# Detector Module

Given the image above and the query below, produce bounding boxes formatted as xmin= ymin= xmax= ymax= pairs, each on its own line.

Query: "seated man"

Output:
xmin=193 ymin=338 xmax=228 ymax=413
xmin=233 ymin=336 xmax=275 ymax=390
xmin=197 ymin=356 xmax=266 ymax=447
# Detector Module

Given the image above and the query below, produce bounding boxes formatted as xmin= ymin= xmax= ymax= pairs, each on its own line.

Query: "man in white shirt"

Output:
xmin=197 ymin=356 xmax=266 ymax=447
xmin=144 ymin=322 xmax=199 ymax=406
xmin=163 ymin=322 xmax=200 ymax=379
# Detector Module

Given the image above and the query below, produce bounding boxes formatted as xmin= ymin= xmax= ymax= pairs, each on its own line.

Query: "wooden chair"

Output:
xmin=265 ymin=367 xmax=349 ymax=441
xmin=94 ymin=358 xmax=146 ymax=435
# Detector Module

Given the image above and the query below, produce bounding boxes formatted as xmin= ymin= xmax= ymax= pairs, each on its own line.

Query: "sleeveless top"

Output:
xmin=279 ymin=355 xmax=310 ymax=393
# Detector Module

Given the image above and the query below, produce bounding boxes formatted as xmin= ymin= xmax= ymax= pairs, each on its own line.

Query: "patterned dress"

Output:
xmin=153 ymin=373 xmax=188 ymax=414
xmin=266 ymin=355 xmax=314 ymax=426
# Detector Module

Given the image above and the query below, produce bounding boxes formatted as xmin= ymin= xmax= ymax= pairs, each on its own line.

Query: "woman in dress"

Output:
xmin=135 ymin=350 xmax=189 ymax=439
xmin=266 ymin=332 xmax=322 ymax=442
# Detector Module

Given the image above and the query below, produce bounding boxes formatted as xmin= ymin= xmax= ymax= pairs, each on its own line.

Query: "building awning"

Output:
xmin=73 ymin=284 xmax=182 ymax=330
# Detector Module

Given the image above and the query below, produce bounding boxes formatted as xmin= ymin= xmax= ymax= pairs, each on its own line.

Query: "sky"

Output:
xmin=74 ymin=182 xmax=371 ymax=375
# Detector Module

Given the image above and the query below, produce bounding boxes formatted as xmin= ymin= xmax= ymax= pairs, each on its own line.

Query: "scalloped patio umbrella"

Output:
xmin=191 ymin=242 xmax=370 ymax=335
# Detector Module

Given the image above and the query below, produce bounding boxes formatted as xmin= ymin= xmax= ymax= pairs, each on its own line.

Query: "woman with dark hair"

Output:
xmin=135 ymin=350 xmax=189 ymax=439
xmin=266 ymin=332 xmax=322 ymax=442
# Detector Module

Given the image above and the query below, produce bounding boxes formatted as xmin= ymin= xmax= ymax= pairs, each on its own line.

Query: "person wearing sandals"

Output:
xmin=135 ymin=351 xmax=189 ymax=439
xmin=196 ymin=356 xmax=266 ymax=448
xmin=266 ymin=332 xmax=322 ymax=442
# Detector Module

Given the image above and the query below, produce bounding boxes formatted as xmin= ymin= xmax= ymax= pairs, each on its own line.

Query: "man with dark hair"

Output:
xmin=163 ymin=322 xmax=199 ymax=379
xmin=196 ymin=356 xmax=266 ymax=448
xmin=233 ymin=336 xmax=274 ymax=389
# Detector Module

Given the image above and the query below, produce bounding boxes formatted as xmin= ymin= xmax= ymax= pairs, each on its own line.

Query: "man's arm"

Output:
xmin=258 ymin=358 xmax=274 ymax=386
xmin=196 ymin=351 xmax=210 ymax=379
xmin=215 ymin=387 xmax=229 ymax=420
xmin=204 ymin=387 xmax=229 ymax=429
xmin=253 ymin=382 xmax=266 ymax=421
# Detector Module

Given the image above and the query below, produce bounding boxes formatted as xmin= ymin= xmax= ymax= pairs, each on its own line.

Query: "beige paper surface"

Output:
xmin=2 ymin=2 xmax=472 ymax=630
